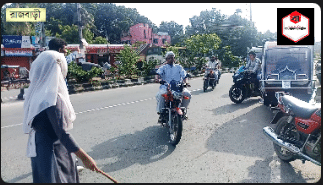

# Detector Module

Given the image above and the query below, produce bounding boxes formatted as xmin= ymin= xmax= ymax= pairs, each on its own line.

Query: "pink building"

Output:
xmin=121 ymin=23 xmax=171 ymax=47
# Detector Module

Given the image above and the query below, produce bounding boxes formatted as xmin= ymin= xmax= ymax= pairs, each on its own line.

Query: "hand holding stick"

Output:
xmin=96 ymin=168 xmax=119 ymax=183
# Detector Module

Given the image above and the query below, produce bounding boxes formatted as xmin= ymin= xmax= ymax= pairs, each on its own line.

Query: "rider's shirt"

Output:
xmin=156 ymin=64 xmax=187 ymax=84
xmin=206 ymin=61 xmax=218 ymax=69
xmin=246 ymin=58 xmax=261 ymax=74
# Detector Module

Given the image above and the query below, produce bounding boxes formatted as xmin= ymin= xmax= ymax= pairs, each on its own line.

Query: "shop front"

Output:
xmin=1 ymin=46 xmax=35 ymax=80
xmin=85 ymin=44 xmax=124 ymax=66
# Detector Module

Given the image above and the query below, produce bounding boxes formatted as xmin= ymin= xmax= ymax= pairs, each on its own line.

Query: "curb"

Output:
xmin=67 ymin=74 xmax=205 ymax=94
xmin=67 ymin=79 xmax=157 ymax=94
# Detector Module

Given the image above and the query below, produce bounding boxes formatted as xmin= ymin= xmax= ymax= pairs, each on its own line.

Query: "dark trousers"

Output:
xmin=31 ymin=131 xmax=79 ymax=183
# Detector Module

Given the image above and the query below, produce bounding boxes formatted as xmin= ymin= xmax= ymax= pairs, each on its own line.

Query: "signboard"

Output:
xmin=21 ymin=36 xmax=31 ymax=48
xmin=3 ymin=35 xmax=31 ymax=48
xmin=6 ymin=8 xmax=46 ymax=22
xmin=4 ymin=48 xmax=33 ymax=56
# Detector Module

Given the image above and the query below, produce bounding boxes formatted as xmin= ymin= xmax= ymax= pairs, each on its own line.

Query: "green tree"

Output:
xmin=116 ymin=45 xmax=139 ymax=78
xmin=158 ymin=21 xmax=184 ymax=46
xmin=92 ymin=36 xmax=108 ymax=44
xmin=184 ymin=33 xmax=221 ymax=71
xmin=55 ymin=24 xmax=79 ymax=43
xmin=219 ymin=45 xmax=239 ymax=68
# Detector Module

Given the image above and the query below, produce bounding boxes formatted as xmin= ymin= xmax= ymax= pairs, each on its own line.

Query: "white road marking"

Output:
xmin=2 ymin=87 xmax=201 ymax=129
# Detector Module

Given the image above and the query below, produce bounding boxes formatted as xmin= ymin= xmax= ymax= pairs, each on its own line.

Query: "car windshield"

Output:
xmin=264 ymin=47 xmax=311 ymax=78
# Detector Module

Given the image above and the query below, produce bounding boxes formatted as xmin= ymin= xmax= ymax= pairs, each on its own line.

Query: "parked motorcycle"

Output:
xmin=229 ymin=66 xmax=261 ymax=104
xmin=263 ymin=91 xmax=321 ymax=166
xmin=203 ymin=68 xmax=218 ymax=92
xmin=159 ymin=80 xmax=190 ymax=146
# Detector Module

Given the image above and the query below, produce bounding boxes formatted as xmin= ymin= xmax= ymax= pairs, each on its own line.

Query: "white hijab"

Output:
xmin=23 ymin=50 xmax=76 ymax=157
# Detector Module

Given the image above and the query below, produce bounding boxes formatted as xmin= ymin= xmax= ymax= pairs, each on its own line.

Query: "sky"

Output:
xmin=115 ymin=3 xmax=321 ymax=42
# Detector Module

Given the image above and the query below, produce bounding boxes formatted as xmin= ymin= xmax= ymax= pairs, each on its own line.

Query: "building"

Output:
xmin=66 ymin=44 xmax=125 ymax=67
xmin=121 ymin=23 xmax=171 ymax=47
xmin=1 ymin=36 xmax=36 ymax=80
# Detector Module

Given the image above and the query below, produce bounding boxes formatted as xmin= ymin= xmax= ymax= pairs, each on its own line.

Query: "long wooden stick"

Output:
xmin=96 ymin=168 xmax=119 ymax=183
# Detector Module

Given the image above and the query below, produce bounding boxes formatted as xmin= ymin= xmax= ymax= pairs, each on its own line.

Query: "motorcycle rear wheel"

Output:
xmin=169 ymin=114 xmax=183 ymax=146
xmin=273 ymin=116 xmax=297 ymax=162
xmin=229 ymin=85 xmax=245 ymax=104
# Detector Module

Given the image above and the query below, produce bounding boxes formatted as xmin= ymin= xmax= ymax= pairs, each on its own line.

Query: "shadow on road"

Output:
xmin=210 ymin=98 xmax=260 ymax=116
xmin=239 ymin=156 xmax=307 ymax=183
xmin=190 ymin=88 xmax=218 ymax=96
xmin=87 ymin=125 xmax=175 ymax=173
xmin=206 ymin=102 xmax=272 ymax=157
xmin=205 ymin=102 xmax=309 ymax=182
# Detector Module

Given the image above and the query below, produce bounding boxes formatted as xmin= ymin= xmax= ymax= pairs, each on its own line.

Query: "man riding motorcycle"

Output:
xmin=204 ymin=55 xmax=221 ymax=82
xmin=245 ymin=51 xmax=261 ymax=93
xmin=155 ymin=51 xmax=191 ymax=122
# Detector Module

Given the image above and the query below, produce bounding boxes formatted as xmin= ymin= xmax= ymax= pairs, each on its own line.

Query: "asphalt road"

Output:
xmin=1 ymin=73 xmax=321 ymax=183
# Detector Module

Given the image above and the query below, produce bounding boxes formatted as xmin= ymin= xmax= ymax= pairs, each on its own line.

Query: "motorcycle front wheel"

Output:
xmin=203 ymin=80 xmax=208 ymax=92
xmin=169 ymin=114 xmax=183 ymax=146
xmin=273 ymin=116 xmax=297 ymax=162
xmin=229 ymin=85 xmax=245 ymax=104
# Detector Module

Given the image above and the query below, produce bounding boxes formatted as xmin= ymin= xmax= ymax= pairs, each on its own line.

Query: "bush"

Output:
xmin=141 ymin=58 xmax=158 ymax=77
xmin=68 ymin=62 xmax=103 ymax=83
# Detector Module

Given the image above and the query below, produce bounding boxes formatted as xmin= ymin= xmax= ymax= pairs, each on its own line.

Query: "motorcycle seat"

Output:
xmin=282 ymin=95 xmax=320 ymax=119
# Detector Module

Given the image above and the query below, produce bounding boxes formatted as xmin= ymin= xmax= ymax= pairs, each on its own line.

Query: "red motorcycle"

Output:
xmin=263 ymin=91 xmax=321 ymax=166
xmin=159 ymin=80 xmax=190 ymax=146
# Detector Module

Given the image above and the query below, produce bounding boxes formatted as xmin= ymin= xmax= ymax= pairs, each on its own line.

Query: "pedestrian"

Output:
xmin=23 ymin=38 xmax=99 ymax=183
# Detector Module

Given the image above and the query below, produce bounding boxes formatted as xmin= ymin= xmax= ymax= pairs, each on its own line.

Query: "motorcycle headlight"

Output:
xmin=172 ymin=90 xmax=182 ymax=99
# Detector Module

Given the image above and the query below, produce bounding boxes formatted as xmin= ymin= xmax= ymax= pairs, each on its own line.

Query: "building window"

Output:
xmin=162 ymin=39 xmax=167 ymax=44
xmin=153 ymin=39 xmax=158 ymax=44
xmin=144 ymin=30 xmax=146 ymax=39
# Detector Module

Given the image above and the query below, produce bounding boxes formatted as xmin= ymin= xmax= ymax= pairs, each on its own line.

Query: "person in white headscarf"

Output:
xmin=155 ymin=51 xmax=191 ymax=122
xmin=23 ymin=38 xmax=98 ymax=183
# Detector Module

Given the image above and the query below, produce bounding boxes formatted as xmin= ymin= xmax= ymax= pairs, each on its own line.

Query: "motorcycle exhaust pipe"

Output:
xmin=263 ymin=126 xmax=321 ymax=166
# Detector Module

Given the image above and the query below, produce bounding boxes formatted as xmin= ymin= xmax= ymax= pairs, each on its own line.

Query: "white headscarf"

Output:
xmin=23 ymin=50 xmax=76 ymax=157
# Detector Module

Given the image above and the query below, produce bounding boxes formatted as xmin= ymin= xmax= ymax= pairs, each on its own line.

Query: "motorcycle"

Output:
xmin=229 ymin=66 xmax=261 ymax=104
xmin=159 ymin=80 xmax=190 ymax=146
xmin=203 ymin=68 xmax=218 ymax=92
xmin=263 ymin=91 xmax=321 ymax=166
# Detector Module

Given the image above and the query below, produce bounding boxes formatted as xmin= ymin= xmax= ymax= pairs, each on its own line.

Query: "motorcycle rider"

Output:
xmin=204 ymin=55 xmax=221 ymax=83
xmin=245 ymin=51 xmax=261 ymax=92
xmin=155 ymin=51 xmax=191 ymax=122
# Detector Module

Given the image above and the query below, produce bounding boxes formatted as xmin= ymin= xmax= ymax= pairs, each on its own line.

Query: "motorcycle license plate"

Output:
xmin=282 ymin=81 xmax=291 ymax=89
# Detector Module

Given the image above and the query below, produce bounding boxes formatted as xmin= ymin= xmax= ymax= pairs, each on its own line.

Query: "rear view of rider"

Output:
xmin=155 ymin=51 xmax=191 ymax=122
xmin=245 ymin=51 xmax=261 ymax=91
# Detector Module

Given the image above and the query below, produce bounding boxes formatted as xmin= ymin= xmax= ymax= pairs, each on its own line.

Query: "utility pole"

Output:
xmin=77 ymin=3 xmax=83 ymax=49
xmin=250 ymin=3 xmax=253 ymax=48
xmin=250 ymin=3 xmax=252 ymax=22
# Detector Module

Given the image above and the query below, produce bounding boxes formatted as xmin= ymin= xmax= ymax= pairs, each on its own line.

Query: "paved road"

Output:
xmin=1 ymin=73 xmax=320 ymax=183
